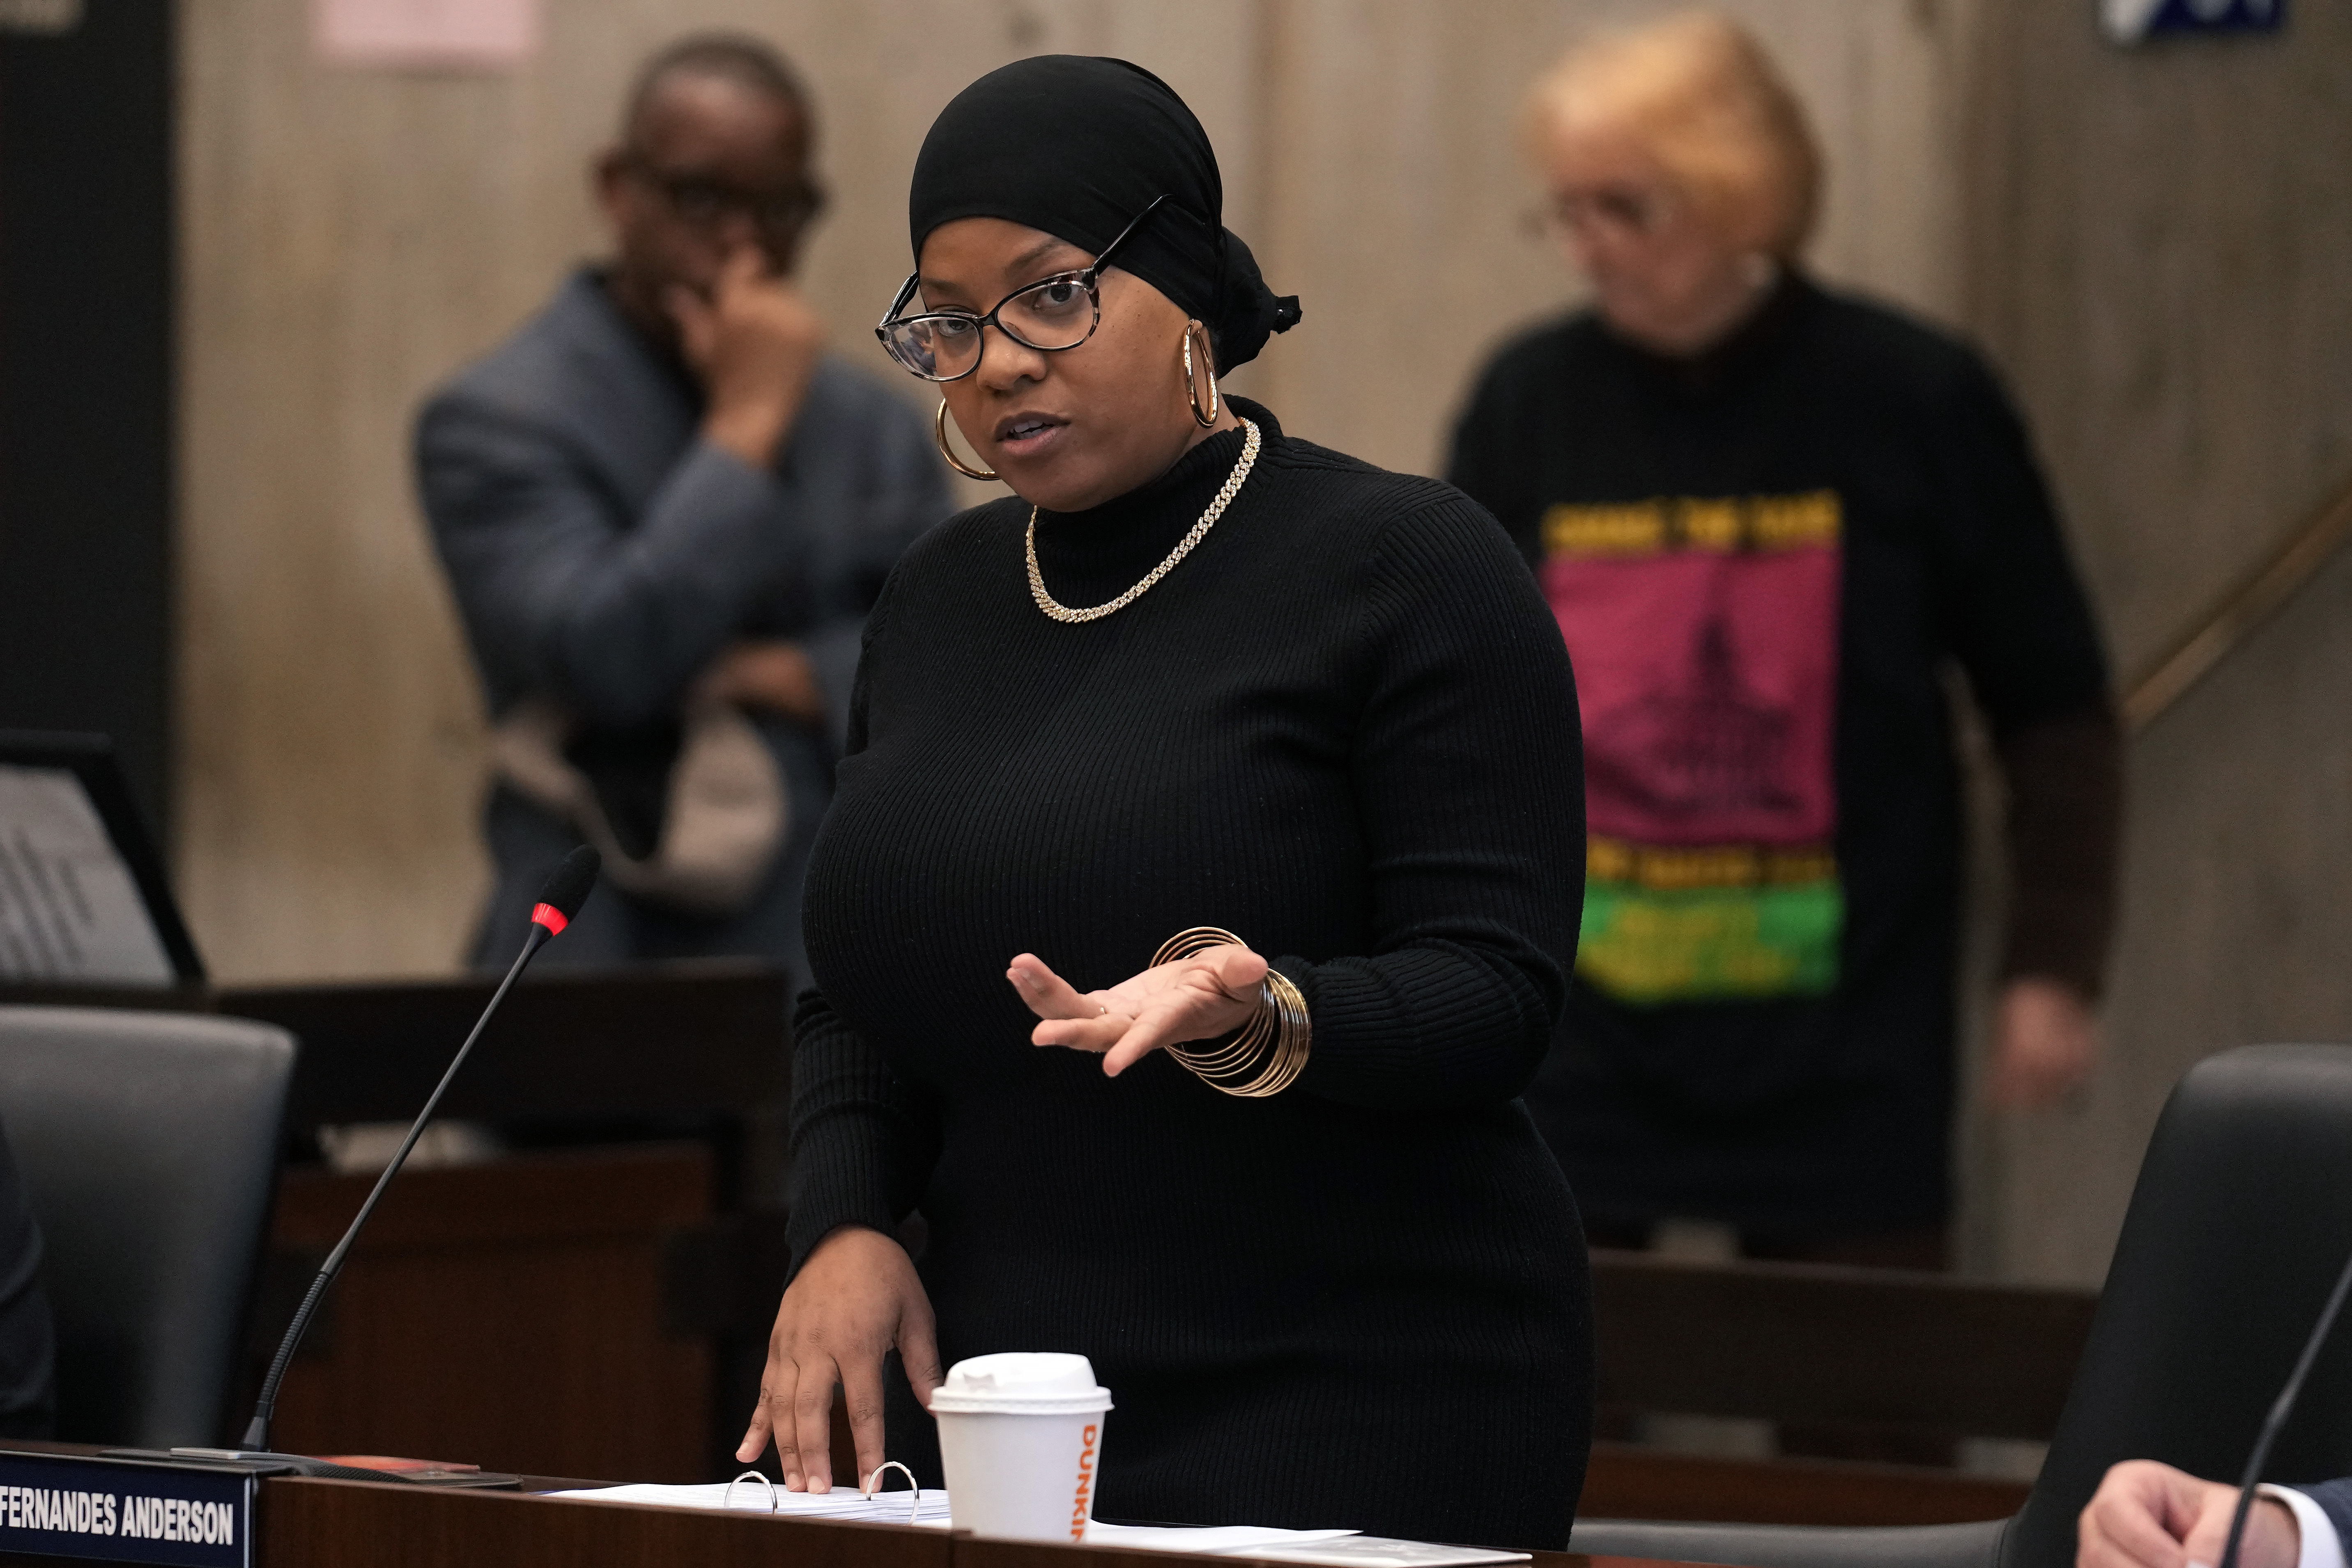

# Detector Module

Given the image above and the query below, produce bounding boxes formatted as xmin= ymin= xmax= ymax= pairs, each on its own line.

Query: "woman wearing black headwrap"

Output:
xmin=739 ymin=57 xmax=1592 ymax=1547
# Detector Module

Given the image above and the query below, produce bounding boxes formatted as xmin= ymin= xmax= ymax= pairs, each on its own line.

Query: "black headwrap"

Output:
xmin=908 ymin=55 xmax=1301 ymax=371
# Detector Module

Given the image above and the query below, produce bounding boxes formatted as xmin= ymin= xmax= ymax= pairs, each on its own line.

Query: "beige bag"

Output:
xmin=490 ymin=697 xmax=788 ymax=917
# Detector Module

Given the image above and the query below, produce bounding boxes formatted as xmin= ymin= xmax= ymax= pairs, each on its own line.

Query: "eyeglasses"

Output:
xmin=874 ymin=195 xmax=1168 ymax=382
xmin=626 ymin=156 xmax=826 ymax=237
xmin=1524 ymin=183 xmax=1681 ymax=244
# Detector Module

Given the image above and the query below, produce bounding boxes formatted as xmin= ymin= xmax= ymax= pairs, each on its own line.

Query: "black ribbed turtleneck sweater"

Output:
xmin=787 ymin=400 xmax=1592 ymax=1548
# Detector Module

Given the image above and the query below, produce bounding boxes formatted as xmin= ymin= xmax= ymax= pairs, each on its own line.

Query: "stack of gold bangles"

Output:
xmin=1148 ymin=926 xmax=1311 ymax=1098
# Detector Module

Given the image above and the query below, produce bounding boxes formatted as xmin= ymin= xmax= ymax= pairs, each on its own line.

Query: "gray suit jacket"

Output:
xmin=2298 ymin=1479 xmax=2352 ymax=1563
xmin=416 ymin=268 xmax=951 ymax=970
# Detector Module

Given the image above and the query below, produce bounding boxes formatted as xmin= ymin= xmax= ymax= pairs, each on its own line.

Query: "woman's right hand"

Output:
xmin=735 ymin=1224 xmax=943 ymax=1492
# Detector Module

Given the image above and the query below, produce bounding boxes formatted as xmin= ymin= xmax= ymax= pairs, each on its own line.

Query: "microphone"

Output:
xmin=2216 ymin=1239 xmax=2352 ymax=1568
xmin=227 ymin=846 xmax=601 ymax=1462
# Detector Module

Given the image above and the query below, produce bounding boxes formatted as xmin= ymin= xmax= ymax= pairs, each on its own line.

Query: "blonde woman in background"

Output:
xmin=1448 ymin=13 xmax=2120 ymax=1300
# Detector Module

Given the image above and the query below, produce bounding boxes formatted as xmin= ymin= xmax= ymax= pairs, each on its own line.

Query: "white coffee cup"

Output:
xmin=930 ymin=1352 xmax=1114 ymax=1542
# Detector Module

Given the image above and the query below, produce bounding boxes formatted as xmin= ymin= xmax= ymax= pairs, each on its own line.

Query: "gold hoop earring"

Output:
xmin=934 ymin=397 xmax=998 ymax=482
xmin=1182 ymin=322 xmax=1219 ymax=429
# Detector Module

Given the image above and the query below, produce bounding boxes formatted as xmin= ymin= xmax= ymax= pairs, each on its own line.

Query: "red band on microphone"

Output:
xmin=531 ymin=902 xmax=570 ymax=936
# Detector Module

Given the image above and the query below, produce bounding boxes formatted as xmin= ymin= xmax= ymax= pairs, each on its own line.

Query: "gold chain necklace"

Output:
xmin=1025 ymin=418 xmax=1260 ymax=624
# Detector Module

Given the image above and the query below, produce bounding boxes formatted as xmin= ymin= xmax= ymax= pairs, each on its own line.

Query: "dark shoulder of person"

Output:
xmin=859 ymin=495 xmax=1030 ymax=625
xmin=1265 ymin=425 xmax=1515 ymax=529
xmin=1452 ymin=311 xmax=1616 ymax=430
xmin=1256 ymin=430 xmax=1558 ymax=630
xmin=1444 ymin=309 xmax=1616 ymax=555
xmin=1792 ymin=279 xmax=2027 ymax=433
xmin=892 ymin=494 xmax=1027 ymax=572
xmin=417 ymin=269 xmax=685 ymax=439
xmin=1797 ymin=277 xmax=2105 ymax=719
xmin=790 ymin=356 xmax=930 ymax=444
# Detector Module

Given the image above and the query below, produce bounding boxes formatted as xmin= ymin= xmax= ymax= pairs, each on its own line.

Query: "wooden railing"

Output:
xmin=1582 ymin=1248 xmax=2097 ymax=1525
xmin=2122 ymin=471 xmax=2352 ymax=732
xmin=1589 ymin=1248 xmax=2096 ymax=1441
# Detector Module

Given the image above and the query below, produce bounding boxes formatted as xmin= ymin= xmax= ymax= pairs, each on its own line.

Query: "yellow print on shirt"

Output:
xmin=1541 ymin=490 xmax=1841 ymax=559
xmin=1586 ymin=835 xmax=1838 ymax=892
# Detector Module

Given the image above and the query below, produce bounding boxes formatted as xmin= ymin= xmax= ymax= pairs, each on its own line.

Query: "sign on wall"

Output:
xmin=2103 ymin=0 xmax=2286 ymax=43
xmin=312 ymin=0 xmax=539 ymax=70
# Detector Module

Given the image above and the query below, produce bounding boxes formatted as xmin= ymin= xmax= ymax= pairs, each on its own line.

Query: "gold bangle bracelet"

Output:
xmin=1151 ymin=927 xmax=1313 ymax=1098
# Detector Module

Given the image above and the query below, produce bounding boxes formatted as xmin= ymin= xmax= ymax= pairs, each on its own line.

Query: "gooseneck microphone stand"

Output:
xmin=2216 ymin=1239 xmax=2352 ymax=1568
xmin=191 ymin=846 xmax=601 ymax=1474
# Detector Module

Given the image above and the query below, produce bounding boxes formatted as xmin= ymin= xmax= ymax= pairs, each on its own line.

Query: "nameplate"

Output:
xmin=0 ymin=1450 xmax=253 ymax=1567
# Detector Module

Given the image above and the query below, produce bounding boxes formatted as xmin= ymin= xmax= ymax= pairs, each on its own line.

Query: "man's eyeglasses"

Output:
xmin=626 ymin=156 xmax=826 ymax=237
xmin=874 ymin=195 xmax=1168 ymax=383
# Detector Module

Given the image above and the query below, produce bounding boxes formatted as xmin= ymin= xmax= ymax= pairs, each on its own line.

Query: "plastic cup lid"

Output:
xmin=929 ymin=1352 xmax=1114 ymax=1415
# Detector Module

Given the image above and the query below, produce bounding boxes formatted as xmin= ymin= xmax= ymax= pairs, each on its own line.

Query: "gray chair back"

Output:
xmin=2007 ymin=1043 xmax=2352 ymax=1565
xmin=0 ymin=1006 xmax=295 ymax=1448
xmin=1568 ymin=1044 xmax=2352 ymax=1568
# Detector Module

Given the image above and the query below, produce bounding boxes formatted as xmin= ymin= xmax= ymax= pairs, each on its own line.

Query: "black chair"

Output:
xmin=0 ymin=1005 xmax=296 ymax=1448
xmin=1569 ymin=1044 xmax=2352 ymax=1568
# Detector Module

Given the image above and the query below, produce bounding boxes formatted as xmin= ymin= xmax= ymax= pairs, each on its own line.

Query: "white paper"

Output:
xmin=540 ymin=1482 xmax=1522 ymax=1564
xmin=1084 ymin=1522 xmax=1363 ymax=1555
xmin=544 ymin=1481 xmax=949 ymax=1525
xmin=1236 ymin=1539 xmax=1530 ymax=1567
xmin=0 ymin=766 xmax=173 ymax=985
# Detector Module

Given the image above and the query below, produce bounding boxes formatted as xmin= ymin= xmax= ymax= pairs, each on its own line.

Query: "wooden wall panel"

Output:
xmin=1956 ymin=4 xmax=2352 ymax=1285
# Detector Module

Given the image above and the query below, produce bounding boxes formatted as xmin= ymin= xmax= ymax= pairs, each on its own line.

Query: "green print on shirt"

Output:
xmin=1578 ymin=876 xmax=1844 ymax=1004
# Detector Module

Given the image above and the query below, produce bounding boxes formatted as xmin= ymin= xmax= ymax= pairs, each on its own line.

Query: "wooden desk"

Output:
xmin=248 ymin=1474 xmax=1648 ymax=1568
xmin=259 ymin=1476 xmax=952 ymax=1568
xmin=257 ymin=1145 xmax=717 ymax=1483
xmin=0 ymin=1443 xmax=1699 ymax=1568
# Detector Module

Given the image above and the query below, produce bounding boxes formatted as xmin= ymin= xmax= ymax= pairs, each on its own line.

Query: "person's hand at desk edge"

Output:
xmin=2080 ymin=1459 xmax=2350 ymax=1568
xmin=734 ymin=938 xmax=1277 ymax=1493
xmin=736 ymin=1224 xmax=941 ymax=1495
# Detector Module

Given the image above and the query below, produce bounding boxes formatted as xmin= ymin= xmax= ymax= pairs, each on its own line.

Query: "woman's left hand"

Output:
xmin=1008 ymin=944 xmax=1268 ymax=1077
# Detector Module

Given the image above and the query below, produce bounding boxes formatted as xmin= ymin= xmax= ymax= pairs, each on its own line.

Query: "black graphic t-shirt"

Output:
xmin=1448 ymin=274 xmax=2108 ymax=1237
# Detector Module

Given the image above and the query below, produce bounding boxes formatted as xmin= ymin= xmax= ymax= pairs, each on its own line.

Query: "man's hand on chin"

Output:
xmin=670 ymin=245 xmax=827 ymax=468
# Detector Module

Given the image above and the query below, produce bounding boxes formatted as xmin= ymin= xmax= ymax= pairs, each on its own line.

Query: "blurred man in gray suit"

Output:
xmin=418 ymin=36 xmax=950 ymax=980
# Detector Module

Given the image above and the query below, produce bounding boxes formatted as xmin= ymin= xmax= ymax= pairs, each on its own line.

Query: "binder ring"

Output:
xmin=862 ymin=1460 xmax=923 ymax=1525
xmin=725 ymin=1469 xmax=779 ymax=1513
